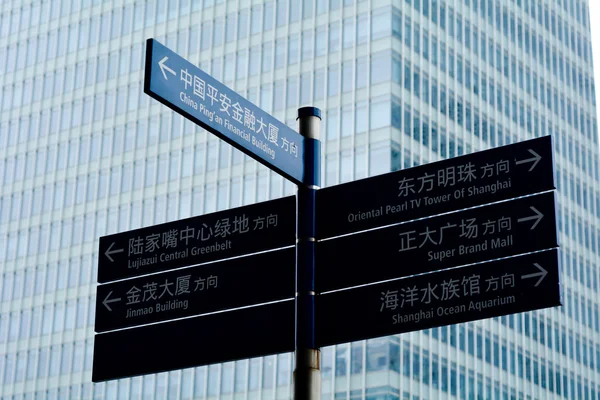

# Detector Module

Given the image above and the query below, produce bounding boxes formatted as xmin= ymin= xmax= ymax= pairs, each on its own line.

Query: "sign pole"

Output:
xmin=294 ymin=107 xmax=321 ymax=399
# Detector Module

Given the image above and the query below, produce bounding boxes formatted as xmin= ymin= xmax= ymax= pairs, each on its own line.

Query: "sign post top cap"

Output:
xmin=297 ymin=107 xmax=322 ymax=120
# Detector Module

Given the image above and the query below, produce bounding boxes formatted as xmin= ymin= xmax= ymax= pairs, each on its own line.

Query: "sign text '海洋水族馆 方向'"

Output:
xmin=317 ymin=249 xmax=560 ymax=347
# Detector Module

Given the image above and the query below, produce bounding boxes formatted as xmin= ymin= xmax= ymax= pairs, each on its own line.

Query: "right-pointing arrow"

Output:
xmin=104 ymin=242 xmax=124 ymax=262
xmin=517 ymin=206 xmax=544 ymax=230
xmin=102 ymin=291 xmax=122 ymax=312
xmin=515 ymin=149 xmax=542 ymax=172
xmin=158 ymin=56 xmax=176 ymax=80
xmin=521 ymin=263 xmax=548 ymax=287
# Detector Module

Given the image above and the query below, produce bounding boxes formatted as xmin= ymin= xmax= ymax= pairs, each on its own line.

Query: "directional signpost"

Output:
xmin=93 ymin=38 xmax=561 ymax=400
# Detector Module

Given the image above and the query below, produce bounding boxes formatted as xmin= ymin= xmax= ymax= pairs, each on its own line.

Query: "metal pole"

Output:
xmin=294 ymin=107 xmax=322 ymax=399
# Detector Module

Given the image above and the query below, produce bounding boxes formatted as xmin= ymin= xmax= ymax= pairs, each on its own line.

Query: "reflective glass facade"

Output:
xmin=0 ymin=0 xmax=599 ymax=399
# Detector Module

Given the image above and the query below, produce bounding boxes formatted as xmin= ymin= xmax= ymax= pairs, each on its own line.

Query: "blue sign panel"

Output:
xmin=144 ymin=39 xmax=305 ymax=185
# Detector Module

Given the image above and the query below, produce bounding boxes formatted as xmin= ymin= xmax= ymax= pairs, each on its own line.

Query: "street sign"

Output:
xmin=132 ymin=50 xmax=562 ymax=396
xmin=95 ymin=248 xmax=294 ymax=332
xmin=316 ymin=136 xmax=554 ymax=239
xmin=92 ymin=299 xmax=294 ymax=382
xmin=98 ymin=196 xmax=295 ymax=283
xmin=317 ymin=249 xmax=561 ymax=347
xmin=317 ymin=192 xmax=557 ymax=292
xmin=144 ymin=39 xmax=306 ymax=185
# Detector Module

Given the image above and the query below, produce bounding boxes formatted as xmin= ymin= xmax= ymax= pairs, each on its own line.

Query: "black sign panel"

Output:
xmin=95 ymin=248 xmax=294 ymax=332
xmin=317 ymin=192 xmax=557 ymax=292
xmin=98 ymin=196 xmax=295 ymax=283
xmin=317 ymin=136 xmax=554 ymax=239
xmin=317 ymin=250 xmax=561 ymax=347
xmin=92 ymin=300 xmax=294 ymax=382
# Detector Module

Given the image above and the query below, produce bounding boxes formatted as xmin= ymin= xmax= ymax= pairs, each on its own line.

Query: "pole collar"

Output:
xmin=297 ymin=107 xmax=322 ymax=120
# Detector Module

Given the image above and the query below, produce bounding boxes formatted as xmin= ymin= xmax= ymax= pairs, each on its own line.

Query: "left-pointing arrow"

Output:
xmin=521 ymin=263 xmax=548 ymax=287
xmin=158 ymin=56 xmax=176 ymax=80
xmin=105 ymin=242 xmax=124 ymax=262
xmin=517 ymin=206 xmax=544 ymax=230
xmin=102 ymin=291 xmax=121 ymax=312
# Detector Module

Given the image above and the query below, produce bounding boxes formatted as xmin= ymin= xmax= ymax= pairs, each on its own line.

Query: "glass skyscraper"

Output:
xmin=0 ymin=0 xmax=599 ymax=398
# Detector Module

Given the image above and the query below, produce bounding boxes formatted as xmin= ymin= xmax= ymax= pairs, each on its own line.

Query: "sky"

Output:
xmin=590 ymin=1 xmax=600 ymax=115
